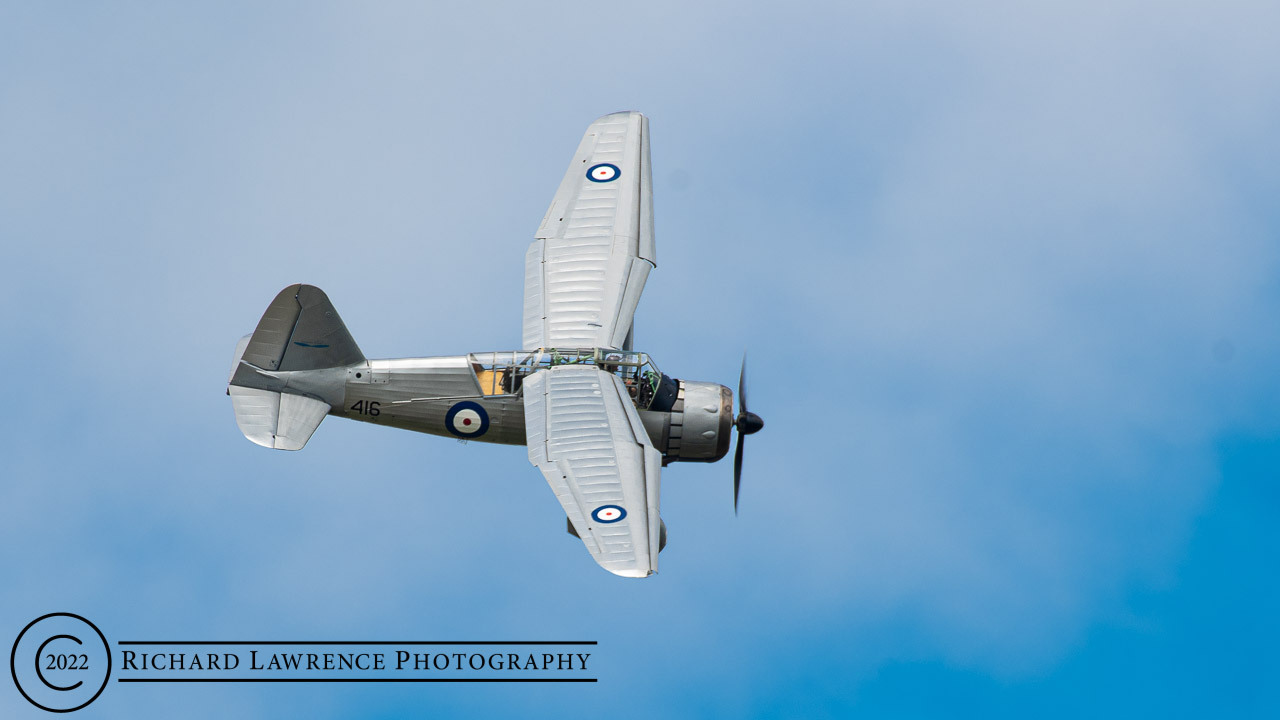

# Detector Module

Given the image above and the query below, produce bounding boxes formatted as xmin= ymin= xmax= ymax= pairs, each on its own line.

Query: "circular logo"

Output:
xmin=11 ymin=613 xmax=111 ymax=712
xmin=591 ymin=505 xmax=627 ymax=523
xmin=445 ymin=400 xmax=490 ymax=438
xmin=585 ymin=163 xmax=621 ymax=183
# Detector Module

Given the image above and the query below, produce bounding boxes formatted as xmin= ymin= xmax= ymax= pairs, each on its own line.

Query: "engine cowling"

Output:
xmin=637 ymin=380 xmax=733 ymax=464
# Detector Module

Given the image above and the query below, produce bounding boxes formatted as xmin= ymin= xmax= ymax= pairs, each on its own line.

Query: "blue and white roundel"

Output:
xmin=586 ymin=163 xmax=621 ymax=183
xmin=591 ymin=505 xmax=627 ymax=524
xmin=445 ymin=401 xmax=489 ymax=438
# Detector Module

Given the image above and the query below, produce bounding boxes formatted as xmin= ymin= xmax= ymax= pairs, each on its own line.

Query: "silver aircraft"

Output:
xmin=227 ymin=112 xmax=764 ymax=577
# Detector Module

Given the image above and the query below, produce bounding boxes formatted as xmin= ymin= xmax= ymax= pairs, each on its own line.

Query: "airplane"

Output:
xmin=226 ymin=111 xmax=764 ymax=577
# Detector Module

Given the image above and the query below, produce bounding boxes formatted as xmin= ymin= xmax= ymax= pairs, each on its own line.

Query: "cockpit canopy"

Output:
xmin=469 ymin=349 xmax=665 ymax=409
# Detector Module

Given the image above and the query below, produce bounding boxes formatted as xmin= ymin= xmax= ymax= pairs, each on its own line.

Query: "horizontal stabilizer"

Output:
xmin=229 ymin=386 xmax=330 ymax=451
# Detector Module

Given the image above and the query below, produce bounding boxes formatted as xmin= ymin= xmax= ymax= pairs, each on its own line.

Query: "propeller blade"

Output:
xmin=733 ymin=433 xmax=745 ymax=515
xmin=732 ymin=354 xmax=761 ymax=515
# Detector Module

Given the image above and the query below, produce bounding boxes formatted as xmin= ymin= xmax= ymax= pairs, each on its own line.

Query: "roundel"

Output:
xmin=591 ymin=505 xmax=627 ymax=524
xmin=445 ymin=401 xmax=490 ymax=438
xmin=586 ymin=163 xmax=621 ymax=183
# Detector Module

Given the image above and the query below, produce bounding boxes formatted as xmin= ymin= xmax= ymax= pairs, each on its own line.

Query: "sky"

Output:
xmin=2 ymin=1 xmax=1279 ymax=716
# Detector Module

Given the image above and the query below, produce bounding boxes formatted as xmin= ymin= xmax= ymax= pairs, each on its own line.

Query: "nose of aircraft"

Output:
xmin=736 ymin=410 xmax=764 ymax=435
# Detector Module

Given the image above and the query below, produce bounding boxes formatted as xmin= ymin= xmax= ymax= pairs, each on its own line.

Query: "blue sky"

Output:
xmin=2 ymin=1 xmax=1278 ymax=717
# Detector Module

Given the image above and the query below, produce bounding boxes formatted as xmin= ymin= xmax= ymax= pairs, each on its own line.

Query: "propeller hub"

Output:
xmin=736 ymin=411 xmax=764 ymax=436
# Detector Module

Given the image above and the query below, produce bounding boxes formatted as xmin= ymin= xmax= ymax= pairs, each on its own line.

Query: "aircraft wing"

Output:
xmin=523 ymin=365 xmax=662 ymax=577
xmin=523 ymin=111 xmax=656 ymax=351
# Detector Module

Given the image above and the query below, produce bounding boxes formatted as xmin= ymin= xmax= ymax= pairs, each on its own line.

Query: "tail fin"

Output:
xmin=240 ymin=284 xmax=364 ymax=372
xmin=228 ymin=284 xmax=363 ymax=451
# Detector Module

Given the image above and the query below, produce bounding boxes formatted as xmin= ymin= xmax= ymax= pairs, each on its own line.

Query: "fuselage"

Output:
xmin=340 ymin=355 xmax=529 ymax=445
xmin=333 ymin=350 xmax=733 ymax=463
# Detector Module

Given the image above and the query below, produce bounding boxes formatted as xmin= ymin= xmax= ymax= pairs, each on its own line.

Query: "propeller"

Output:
xmin=732 ymin=356 xmax=764 ymax=514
